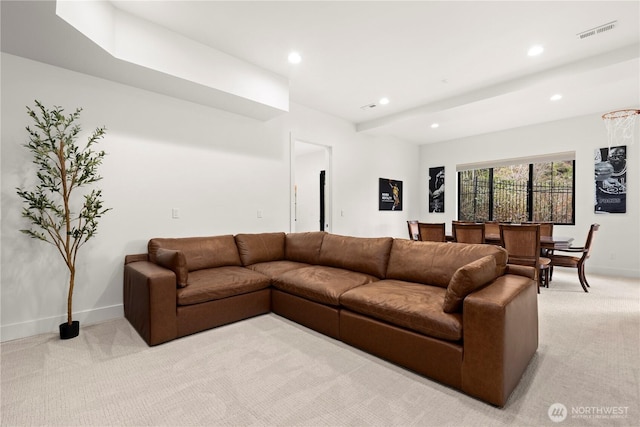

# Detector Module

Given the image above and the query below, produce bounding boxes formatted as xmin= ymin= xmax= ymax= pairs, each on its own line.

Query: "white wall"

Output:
xmin=419 ymin=115 xmax=640 ymax=278
xmin=0 ymin=53 xmax=420 ymax=341
xmin=3 ymin=52 xmax=636 ymax=343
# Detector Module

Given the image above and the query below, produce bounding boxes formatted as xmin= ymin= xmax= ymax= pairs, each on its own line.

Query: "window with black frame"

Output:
xmin=458 ymin=159 xmax=575 ymax=224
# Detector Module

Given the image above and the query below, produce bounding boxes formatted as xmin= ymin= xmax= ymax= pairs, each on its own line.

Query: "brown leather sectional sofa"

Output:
xmin=123 ymin=231 xmax=538 ymax=406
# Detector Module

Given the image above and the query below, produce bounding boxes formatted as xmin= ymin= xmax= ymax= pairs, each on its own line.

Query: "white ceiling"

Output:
xmin=2 ymin=1 xmax=639 ymax=144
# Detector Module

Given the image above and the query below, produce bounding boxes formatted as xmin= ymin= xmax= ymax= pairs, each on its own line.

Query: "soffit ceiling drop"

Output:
xmin=1 ymin=0 xmax=289 ymax=121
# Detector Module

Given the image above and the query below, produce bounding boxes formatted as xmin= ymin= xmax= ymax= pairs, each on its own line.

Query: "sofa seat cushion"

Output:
xmin=340 ymin=280 xmax=462 ymax=342
xmin=273 ymin=265 xmax=378 ymax=306
xmin=247 ymin=260 xmax=310 ymax=278
xmin=177 ymin=267 xmax=270 ymax=306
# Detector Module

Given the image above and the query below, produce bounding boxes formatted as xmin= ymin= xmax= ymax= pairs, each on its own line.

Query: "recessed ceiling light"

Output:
xmin=431 ymin=123 xmax=439 ymax=129
xmin=288 ymin=51 xmax=302 ymax=64
xmin=379 ymin=97 xmax=390 ymax=105
xmin=550 ymin=94 xmax=563 ymax=101
xmin=527 ymin=45 xmax=544 ymax=56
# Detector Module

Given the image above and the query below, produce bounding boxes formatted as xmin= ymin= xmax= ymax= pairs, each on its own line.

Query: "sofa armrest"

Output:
xmin=505 ymin=264 xmax=536 ymax=279
xmin=125 ymin=253 xmax=148 ymax=264
xmin=124 ymin=260 xmax=178 ymax=346
xmin=461 ymin=274 xmax=538 ymax=406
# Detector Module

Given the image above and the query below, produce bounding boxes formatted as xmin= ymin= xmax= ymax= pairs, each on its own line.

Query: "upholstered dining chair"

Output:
xmin=407 ymin=220 xmax=420 ymax=241
xmin=549 ymin=224 xmax=599 ymax=292
xmin=452 ymin=222 xmax=485 ymax=244
xmin=500 ymin=224 xmax=551 ymax=293
xmin=418 ymin=222 xmax=446 ymax=242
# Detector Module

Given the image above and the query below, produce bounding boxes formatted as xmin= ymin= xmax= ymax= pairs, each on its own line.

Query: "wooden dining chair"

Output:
xmin=483 ymin=221 xmax=500 ymax=243
xmin=538 ymin=222 xmax=554 ymax=238
xmin=407 ymin=220 xmax=420 ymax=241
xmin=418 ymin=222 xmax=446 ymax=242
xmin=538 ymin=222 xmax=554 ymax=258
xmin=452 ymin=222 xmax=485 ymax=244
xmin=524 ymin=221 xmax=554 ymax=255
xmin=549 ymin=224 xmax=599 ymax=292
xmin=500 ymin=224 xmax=551 ymax=293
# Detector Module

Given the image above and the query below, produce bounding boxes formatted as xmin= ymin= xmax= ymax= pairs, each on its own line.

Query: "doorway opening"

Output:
xmin=291 ymin=138 xmax=332 ymax=233
xmin=319 ymin=170 xmax=326 ymax=231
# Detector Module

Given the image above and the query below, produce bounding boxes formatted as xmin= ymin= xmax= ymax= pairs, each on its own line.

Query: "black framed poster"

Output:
xmin=429 ymin=166 xmax=445 ymax=213
xmin=379 ymin=178 xmax=402 ymax=211
xmin=595 ymin=145 xmax=626 ymax=213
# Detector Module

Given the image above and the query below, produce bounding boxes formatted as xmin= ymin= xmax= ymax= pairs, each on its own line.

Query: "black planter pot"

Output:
xmin=59 ymin=321 xmax=80 ymax=340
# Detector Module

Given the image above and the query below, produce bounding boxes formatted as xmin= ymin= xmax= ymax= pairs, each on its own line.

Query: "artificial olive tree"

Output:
xmin=16 ymin=101 xmax=110 ymax=336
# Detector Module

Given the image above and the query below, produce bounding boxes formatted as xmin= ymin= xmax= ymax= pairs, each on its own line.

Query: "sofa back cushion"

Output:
xmin=319 ymin=234 xmax=393 ymax=278
xmin=442 ymin=255 xmax=497 ymax=313
xmin=385 ymin=240 xmax=507 ymax=288
xmin=285 ymin=231 xmax=326 ymax=264
xmin=148 ymin=235 xmax=241 ymax=271
xmin=235 ymin=232 xmax=286 ymax=266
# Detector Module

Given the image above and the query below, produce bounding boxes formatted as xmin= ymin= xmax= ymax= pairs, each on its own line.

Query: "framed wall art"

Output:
xmin=428 ymin=166 xmax=445 ymax=213
xmin=379 ymin=178 xmax=402 ymax=211
xmin=595 ymin=145 xmax=626 ymax=213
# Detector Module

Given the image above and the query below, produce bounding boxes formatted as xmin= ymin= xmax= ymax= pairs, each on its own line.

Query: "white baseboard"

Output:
xmin=0 ymin=304 xmax=124 ymax=343
xmin=589 ymin=265 xmax=640 ymax=279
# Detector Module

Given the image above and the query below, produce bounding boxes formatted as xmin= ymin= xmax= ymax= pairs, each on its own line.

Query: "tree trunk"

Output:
xmin=67 ymin=267 xmax=75 ymax=325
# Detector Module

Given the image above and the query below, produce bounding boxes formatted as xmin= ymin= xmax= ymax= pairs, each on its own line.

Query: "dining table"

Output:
xmin=445 ymin=233 xmax=574 ymax=250
xmin=483 ymin=233 xmax=574 ymax=250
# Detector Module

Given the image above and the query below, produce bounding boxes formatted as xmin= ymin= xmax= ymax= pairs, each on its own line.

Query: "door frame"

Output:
xmin=290 ymin=134 xmax=332 ymax=233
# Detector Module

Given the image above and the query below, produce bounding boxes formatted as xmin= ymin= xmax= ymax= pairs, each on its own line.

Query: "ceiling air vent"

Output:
xmin=577 ymin=21 xmax=617 ymax=39
xmin=360 ymin=103 xmax=377 ymax=110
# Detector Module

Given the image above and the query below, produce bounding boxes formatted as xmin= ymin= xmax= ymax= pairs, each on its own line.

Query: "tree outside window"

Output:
xmin=458 ymin=160 xmax=574 ymax=224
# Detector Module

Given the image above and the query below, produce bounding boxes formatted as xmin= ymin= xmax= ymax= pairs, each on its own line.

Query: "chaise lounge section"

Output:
xmin=123 ymin=231 xmax=538 ymax=406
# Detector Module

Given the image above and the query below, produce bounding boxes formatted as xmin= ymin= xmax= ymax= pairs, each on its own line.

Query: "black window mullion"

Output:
xmin=571 ymin=160 xmax=576 ymax=224
xmin=527 ymin=164 xmax=534 ymax=221
xmin=488 ymin=169 xmax=494 ymax=221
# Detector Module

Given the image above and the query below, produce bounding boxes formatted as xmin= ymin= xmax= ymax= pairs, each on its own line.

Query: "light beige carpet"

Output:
xmin=1 ymin=270 xmax=638 ymax=426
